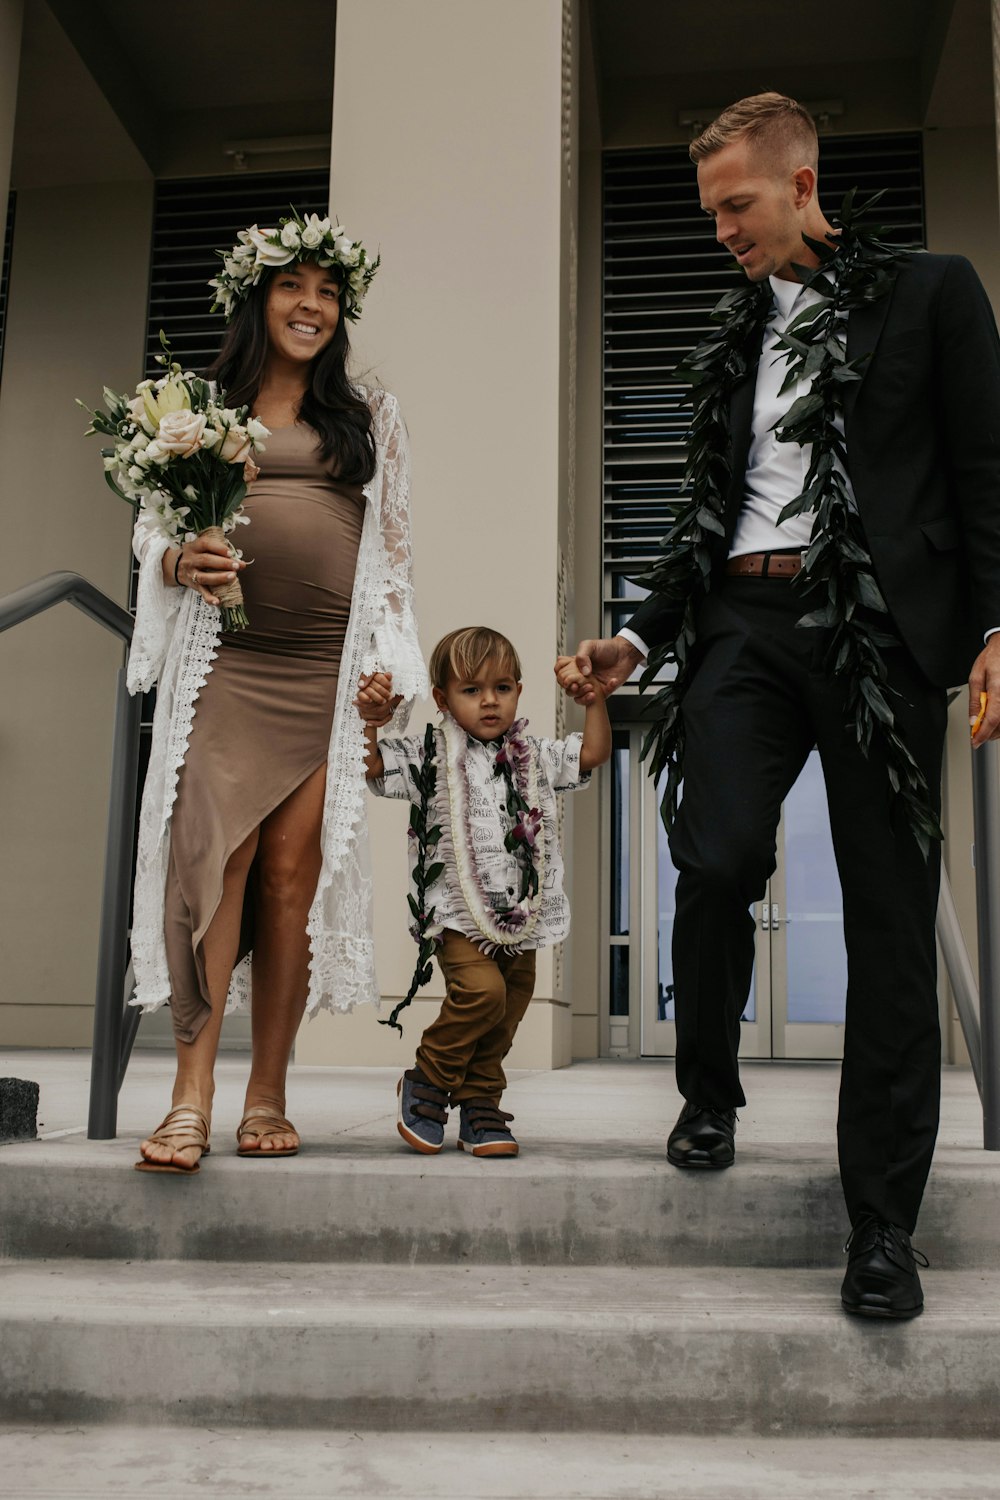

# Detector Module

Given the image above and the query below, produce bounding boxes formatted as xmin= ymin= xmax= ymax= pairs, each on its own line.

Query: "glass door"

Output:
xmin=606 ymin=728 xmax=846 ymax=1059
xmin=768 ymin=754 xmax=847 ymax=1058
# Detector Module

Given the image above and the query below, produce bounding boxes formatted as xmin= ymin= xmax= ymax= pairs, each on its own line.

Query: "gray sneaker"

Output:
xmin=396 ymin=1070 xmax=450 ymax=1154
xmin=456 ymin=1098 xmax=519 ymax=1158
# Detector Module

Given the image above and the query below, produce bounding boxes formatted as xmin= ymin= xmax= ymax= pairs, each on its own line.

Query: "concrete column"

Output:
xmin=298 ymin=0 xmax=578 ymax=1066
xmin=0 ymin=180 xmax=152 ymax=1046
xmin=0 ymin=0 xmax=23 ymax=212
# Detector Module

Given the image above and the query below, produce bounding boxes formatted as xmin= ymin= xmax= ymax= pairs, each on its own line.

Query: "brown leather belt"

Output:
xmin=726 ymin=551 xmax=804 ymax=579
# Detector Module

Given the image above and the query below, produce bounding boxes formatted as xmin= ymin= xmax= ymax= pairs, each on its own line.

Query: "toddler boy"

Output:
xmin=357 ymin=626 xmax=610 ymax=1157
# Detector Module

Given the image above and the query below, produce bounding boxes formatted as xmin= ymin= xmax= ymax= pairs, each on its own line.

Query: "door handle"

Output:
xmin=770 ymin=903 xmax=790 ymax=928
xmin=761 ymin=902 xmax=770 ymax=931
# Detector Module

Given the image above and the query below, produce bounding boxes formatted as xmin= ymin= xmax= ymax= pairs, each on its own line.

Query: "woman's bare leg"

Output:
xmin=139 ymin=826 xmax=259 ymax=1169
xmin=239 ymin=763 xmax=327 ymax=1152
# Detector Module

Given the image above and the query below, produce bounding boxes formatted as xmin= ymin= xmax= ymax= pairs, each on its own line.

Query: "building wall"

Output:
xmin=0 ymin=178 xmax=152 ymax=1045
xmin=1 ymin=2 xmax=996 ymax=1072
xmin=924 ymin=120 xmax=1000 ymax=1064
xmin=566 ymin=0 xmax=606 ymax=1060
xmin=0 ymin=0 xmax=23 ymax=210
xmin=295 ymin=0 xmax=576 ymax=1066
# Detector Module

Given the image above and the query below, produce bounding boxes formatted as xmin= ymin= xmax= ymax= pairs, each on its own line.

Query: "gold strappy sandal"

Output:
xmin=134 ymin=1104 xmax=211 ymax=1174
xmin=236 ymin=1106 xmax=300 ymax=1158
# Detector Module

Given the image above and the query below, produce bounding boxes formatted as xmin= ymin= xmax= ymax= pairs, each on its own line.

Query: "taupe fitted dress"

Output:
xmin=163 ymin=424 xmax=365 ymax=1042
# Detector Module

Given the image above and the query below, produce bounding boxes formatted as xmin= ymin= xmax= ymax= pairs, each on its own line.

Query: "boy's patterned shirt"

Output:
xmin=370 ymin=727 xmax=591 ymax=952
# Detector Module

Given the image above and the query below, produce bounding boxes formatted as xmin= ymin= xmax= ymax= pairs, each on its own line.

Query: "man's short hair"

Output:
xmin=690 ymin=92 xmax=818 ymax=172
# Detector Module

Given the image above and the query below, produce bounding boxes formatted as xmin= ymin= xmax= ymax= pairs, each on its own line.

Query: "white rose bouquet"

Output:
xmin=79 ymin=332 xmax=269 ymax=630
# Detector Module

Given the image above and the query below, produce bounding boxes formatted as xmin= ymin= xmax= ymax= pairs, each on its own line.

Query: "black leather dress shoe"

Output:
xmin=666 ymin=1100 xmax=737 ymax=1169
xmin=841 ymin=1216 xmax=928 ymax=1320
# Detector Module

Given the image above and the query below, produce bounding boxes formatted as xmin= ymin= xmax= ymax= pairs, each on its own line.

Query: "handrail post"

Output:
xmin=936 ymin=866 xmax=982 ymax=1095
xmin=971 ymin=740 xmax=1000 ymax=1150
xmin=87 ymin=666 xmax=142 ymax=1139
xmin=2 ymin=573 xmax=141 ymax=1138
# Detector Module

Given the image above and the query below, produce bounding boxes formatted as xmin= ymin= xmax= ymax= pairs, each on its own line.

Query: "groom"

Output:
xmin=561 ymin=93 xmax=1000 ymax=1318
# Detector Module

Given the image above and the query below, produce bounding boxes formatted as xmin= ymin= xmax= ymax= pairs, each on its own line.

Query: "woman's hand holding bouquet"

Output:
xmin=79 ymin=332 xmax=269 ymax=630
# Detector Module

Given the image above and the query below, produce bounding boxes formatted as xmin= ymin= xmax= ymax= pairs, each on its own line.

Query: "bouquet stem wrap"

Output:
xmin=200 ymin=524 xmax=248 ymax=632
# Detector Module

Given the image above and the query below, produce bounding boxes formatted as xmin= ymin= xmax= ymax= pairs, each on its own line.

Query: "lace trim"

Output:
xmin=126 ymin=531 xmax=180 ymax=695
xmin=130 ymin=590 xmax=221 ymax=1012
xmin=304 ymin=387 xmax=428 ymax=1012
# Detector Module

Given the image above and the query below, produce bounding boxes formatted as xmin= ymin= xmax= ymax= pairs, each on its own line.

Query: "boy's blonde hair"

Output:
xmin=429 ymin=627 xmax=522 ymax=690
xmin=690 ymin=91 xmax=818 ymax=172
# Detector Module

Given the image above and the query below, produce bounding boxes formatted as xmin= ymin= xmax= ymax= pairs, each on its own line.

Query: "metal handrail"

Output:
xmin=971 ymin=743 xmax=1000 ymax=1148
xmin=0 ymin=571 xmax=142 ymax=1139
xmin=0 ymin=570 xmax=134 ymax=640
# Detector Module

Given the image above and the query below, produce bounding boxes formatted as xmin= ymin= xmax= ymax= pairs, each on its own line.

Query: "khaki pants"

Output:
xmin=415 ymin=929 xmax=536 ymax=1102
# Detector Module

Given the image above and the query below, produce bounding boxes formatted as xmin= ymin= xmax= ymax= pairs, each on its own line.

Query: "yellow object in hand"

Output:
xmin=972 ymin=691 xmax=988 ymax=738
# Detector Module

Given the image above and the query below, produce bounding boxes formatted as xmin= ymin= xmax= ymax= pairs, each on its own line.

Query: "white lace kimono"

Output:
xmin=126 ymin=387 xmax=426 ymax=1019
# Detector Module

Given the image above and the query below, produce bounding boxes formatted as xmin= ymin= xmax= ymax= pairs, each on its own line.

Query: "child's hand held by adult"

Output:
xmin=355 ymin=670 xmax=401 ymax=725
xmin=555 ymin=654 xmax=605 ymax=705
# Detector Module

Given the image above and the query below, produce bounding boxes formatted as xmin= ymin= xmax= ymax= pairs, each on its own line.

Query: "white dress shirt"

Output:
xmin=729 ymin=275 xmax=845 ymax=556
xmin=620 ymin=274 xmax=996 ymax=656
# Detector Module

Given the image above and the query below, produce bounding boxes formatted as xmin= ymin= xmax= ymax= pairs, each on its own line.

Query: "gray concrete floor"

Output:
xmin=0 ymin=1048 xmax=989 ymax=1150
xmin=2 ymin=1054 xmax=997 ymax=1498
xmin=1 ymin=1427 xmax=1000 ymax=1499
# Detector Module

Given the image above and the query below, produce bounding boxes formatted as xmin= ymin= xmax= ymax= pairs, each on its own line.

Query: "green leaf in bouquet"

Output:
xmin=223 ymin=475 xmax=248 ymax=519
xmin=187 ymin=376 xmax=210 ymax=410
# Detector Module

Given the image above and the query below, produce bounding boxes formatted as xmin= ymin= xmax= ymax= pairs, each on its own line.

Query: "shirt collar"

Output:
xmin=769 ymin=274 xmax=808 ymax=320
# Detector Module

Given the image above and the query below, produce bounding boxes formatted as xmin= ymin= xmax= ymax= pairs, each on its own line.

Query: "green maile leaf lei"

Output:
xmin=639 ymin=190 xmax=942 ymax=858
xmin=380 ymin=722 xmax=444 ymax=1037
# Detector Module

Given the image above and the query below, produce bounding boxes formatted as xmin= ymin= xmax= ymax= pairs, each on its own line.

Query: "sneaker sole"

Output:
xmin=396 ymin=1078 xmax=444 ymax=1155
xmin=457 ymin=1139 xmax=519 ymax=1158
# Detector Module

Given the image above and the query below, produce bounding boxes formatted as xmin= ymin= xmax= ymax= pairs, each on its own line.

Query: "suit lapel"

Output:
xmin=843 ymin=292 xmax=893 ymax=430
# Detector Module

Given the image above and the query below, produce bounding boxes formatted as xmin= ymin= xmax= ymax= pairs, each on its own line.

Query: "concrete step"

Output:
xmin=2 ymin=1136 xmax=997 ymax=1268
xmin=2 ymin=1260 xmax=999 ymax=1436
xmin=3 ymin=1426 xmax=1000 ymax=1500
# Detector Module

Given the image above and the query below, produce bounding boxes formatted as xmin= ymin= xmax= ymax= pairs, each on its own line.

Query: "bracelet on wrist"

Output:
xmin=173 ymin=549 xmax=183 ymax=587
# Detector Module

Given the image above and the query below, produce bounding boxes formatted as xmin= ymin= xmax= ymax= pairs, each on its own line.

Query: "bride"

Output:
xmin=129 ymin=213 xmax=425 ymax=1171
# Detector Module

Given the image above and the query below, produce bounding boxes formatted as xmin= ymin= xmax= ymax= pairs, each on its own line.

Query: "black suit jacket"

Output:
xmin=626 ymin=253 xmax=1000 ymax=688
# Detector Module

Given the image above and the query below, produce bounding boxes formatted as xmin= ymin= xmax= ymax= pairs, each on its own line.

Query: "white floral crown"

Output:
xmin=208 ymin=209 xmax=380 ymax=323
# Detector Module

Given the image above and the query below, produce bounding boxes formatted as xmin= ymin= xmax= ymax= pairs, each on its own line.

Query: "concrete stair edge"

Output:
xmin=2 ymin=1261 xmax=999 ymax=1437
xmin=3 ymin=1427 xmax=1000 ymax=1500
xmin=2 ymin=1143 xmax=997 ymax=1268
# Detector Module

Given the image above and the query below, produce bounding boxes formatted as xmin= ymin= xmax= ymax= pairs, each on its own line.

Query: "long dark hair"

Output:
xmin=205 ymin=267 xmax=376 ymax=485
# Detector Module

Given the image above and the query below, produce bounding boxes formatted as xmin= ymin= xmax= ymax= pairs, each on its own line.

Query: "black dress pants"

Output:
xmin=668 ymin=577 xmax=947 ymax=1232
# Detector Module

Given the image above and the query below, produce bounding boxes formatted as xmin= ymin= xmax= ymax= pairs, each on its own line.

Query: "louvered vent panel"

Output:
xmin=145 ymin=169 xmax=331 ymax=376
xmin=130 ymin=169 xmax=331 ymax=613
xmin=602 ymin=134 xmax=925 ymax=635
xmin=0 ymin=192 xmax=16 ymax=389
